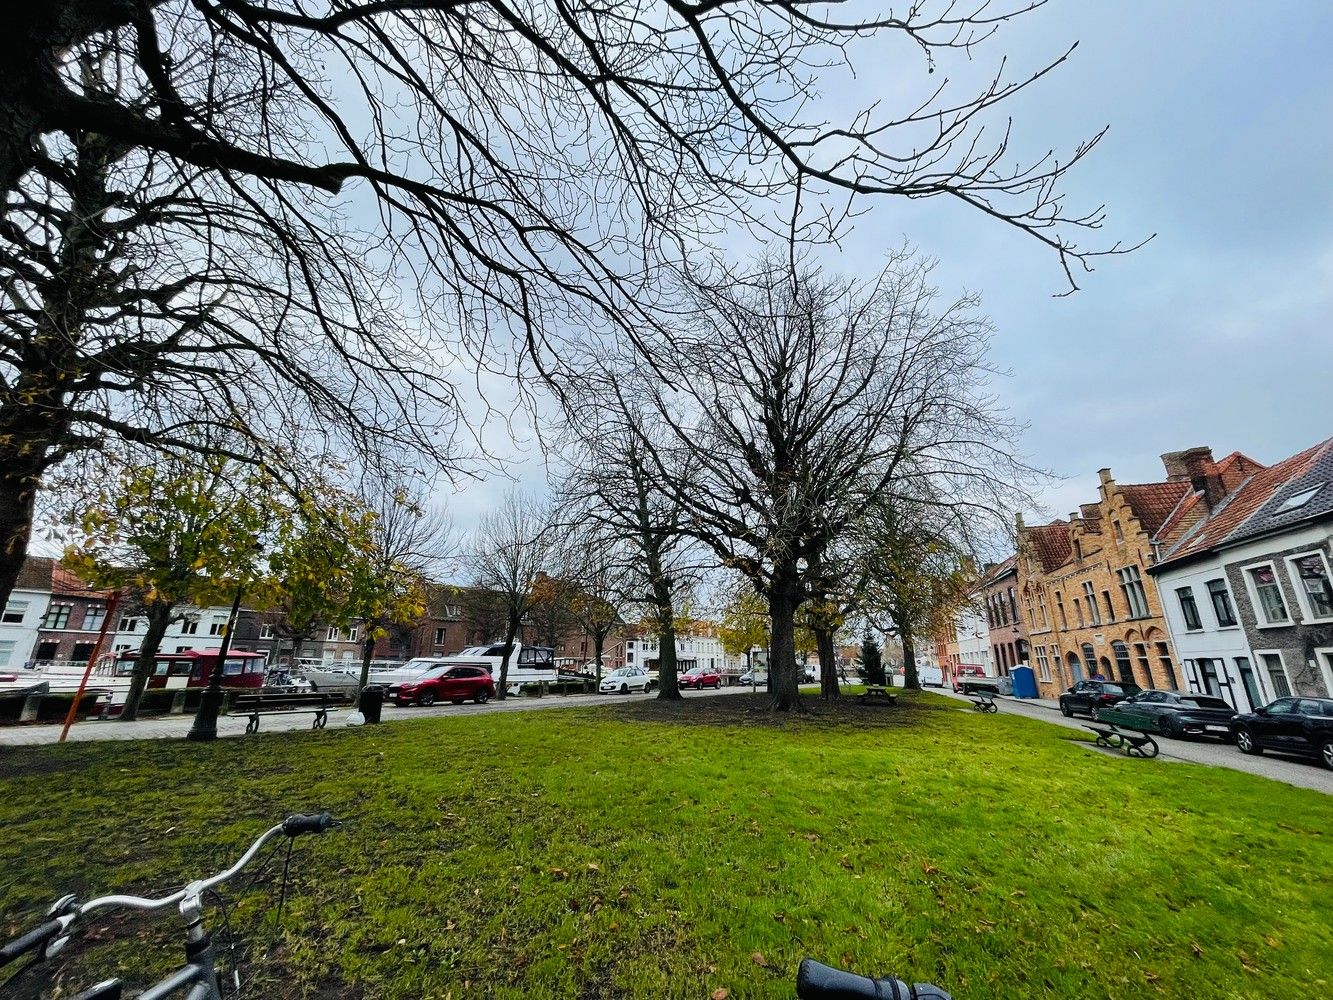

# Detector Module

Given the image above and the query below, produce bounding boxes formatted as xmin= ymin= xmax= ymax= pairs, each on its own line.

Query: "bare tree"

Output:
xmin=0 ymin=36 xmax=460 ymax=608
xmin=467 ymin=491 xmax=551 ymax=700
xmin=622 ymin=251 xmax=1031 ymax=710
xmin=556 ymin=410 xmax=701 ymax=701
xmin=548 ymin=521 xmax=633 ymax=684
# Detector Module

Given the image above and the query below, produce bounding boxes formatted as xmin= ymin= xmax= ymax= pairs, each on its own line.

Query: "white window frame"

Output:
xmin=180 ymin=617 xmax=200 ymax=635
xmin=259 ymin=623 xmax=275 ymax=639
xmin=1117 ymin=566 xmax=1150 ymax=619
xmin=348 ymin=625 xmax=359 ymax=643
xmin=1284 ymin=550 xmax=1333 ymax=624
xmin=208 ymin=620 xmax=227 ymax=636
xmin=1254 ymin=649 xmax=1292 ymax=699
xmin=1241 ymin=560 xmax=1292 ymax=628
xmin=1175 ymin=586 xmax=1203 ymax=632
xmin=2 ymin=599 xmax=29 ymax=624
xmin=326 ymin=625 xmax=340 ymax=641
xmin=1314 ymin=647 xmax=1333 ymax=700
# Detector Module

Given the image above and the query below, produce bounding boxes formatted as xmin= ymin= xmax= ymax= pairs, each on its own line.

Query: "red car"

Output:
xmin=389 ymin=665 xmax=495 ymax=707
xmin=679 ymin=667 xmax=722 ymax=690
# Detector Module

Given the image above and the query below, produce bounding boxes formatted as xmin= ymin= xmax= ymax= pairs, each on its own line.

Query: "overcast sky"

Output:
xmin=443 ymin=0 xmax=1333 ymax=535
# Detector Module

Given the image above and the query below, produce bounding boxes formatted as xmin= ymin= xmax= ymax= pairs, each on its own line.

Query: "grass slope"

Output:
xmin=1 ymin=692 xmax=1330 ymax=999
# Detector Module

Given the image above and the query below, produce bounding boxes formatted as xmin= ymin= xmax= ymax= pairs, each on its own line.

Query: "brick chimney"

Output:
xmin=1161 ymin=446 xmax=1227 ymax=510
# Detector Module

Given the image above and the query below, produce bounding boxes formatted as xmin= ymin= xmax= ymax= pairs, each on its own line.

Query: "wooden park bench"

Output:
xmin=1083 ymin=722 xmax=1159 ymax=759
xmin=231 ymin=692 xmax=334 ymax=734
xmin=969 ymin=692 xmax=999 ymax=713
xmin=859 ymin=684 xmax=898 ymax=706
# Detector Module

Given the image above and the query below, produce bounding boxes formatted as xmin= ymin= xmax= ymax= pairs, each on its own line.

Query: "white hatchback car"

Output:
xmin=599 ymin=666 xmax=654 ymax=694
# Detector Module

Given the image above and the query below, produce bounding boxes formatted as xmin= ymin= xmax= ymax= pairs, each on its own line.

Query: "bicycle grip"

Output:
xmin=281 ymin=812 xmax=335 ymax=836
xmin=0 ymin=918 xmax=62 ymax=967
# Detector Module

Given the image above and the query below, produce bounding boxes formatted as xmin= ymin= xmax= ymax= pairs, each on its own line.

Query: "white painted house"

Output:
xmin=954 ymin=605 xmax=993 ymax=675
xmin=0 ymin=557 xmax=54 ymax=670
xmin=1151 ymin=436 xmax=1333 ymax=712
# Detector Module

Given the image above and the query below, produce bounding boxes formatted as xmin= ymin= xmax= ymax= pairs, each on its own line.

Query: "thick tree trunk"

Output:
xmin=495 ymin=617 xmax=520 ymax=700
xmin=902 ymin=626 xmax=920 ymax=690
xmin=654 ymin=587 xmax=682 ymax=700
xmin=593 ymin=631 xmax=605 ymax=683
xmin=121 ymin=601 xmax=173 ymax=722
xmin=768 ymin=576 xmax=800 ymax=711
xmin=816 ymin=626 xmax=840 ymax=699
xmin=354 ymin=634 xmax=376 ymax=707
xmin=0 ymin=458 xmax=40 ymax=610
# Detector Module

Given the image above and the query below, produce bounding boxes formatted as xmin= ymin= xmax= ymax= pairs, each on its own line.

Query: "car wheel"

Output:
xmin=1235 ymin=728 xmax=1261 ymax=755
xmin=1090 ymin=704 xmax=1101 ymax=722
xmin=475 ymin=689 xmax=491 ymax=704
xmin=1320 ymin=739 xmax=1333 ymax=771
xmin=621 ymin=683 xmax=629 ymax=694
xmin=1157 ymin=717 xmax=1178 ymax=739
xmin=1059 ymin=700 xmax=1072 ymax=718
xmin=417 ymin=691 xmax=436 ymax=707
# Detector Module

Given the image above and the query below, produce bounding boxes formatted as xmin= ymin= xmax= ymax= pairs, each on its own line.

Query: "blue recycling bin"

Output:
xmin=1011 ymin=665 xmax=1038 ymax=699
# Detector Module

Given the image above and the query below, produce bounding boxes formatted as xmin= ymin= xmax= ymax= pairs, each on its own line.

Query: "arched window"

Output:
xmin=1082 ymin=643 xmax=1098 ymax=678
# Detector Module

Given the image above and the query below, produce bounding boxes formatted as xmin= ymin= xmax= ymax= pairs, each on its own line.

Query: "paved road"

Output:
xmin=936 ymin=688 xmax=1333 ymax=794
xmin=0 ymin=685 xmax=750 ymax=747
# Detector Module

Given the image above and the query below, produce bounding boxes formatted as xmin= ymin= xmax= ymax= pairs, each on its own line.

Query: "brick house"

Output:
xmin=981 ymin=557 xmax=1027 ymax=676
xmin=1014 ymin=449 xmax=1253 ymax=699
xmin=31 ymin=564 xmax=119 ymax=665
xmin=1150 ymin=437 xmax=1333 ymax=710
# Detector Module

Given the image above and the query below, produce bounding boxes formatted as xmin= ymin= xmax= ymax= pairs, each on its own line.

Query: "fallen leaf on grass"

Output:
xmin=751 ymin=952 xmax=768 ymax=967
xmin=711 ymin=990 xmax=729 ymax=1000
xmin=586 ymin=862 xmax=601 ymax=872
xmin=921 ymin=861 xmax=939 ymax=875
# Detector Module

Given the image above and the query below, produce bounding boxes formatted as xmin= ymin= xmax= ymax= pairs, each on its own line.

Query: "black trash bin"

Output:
xmin=360 ymin=685 xmax=385 ymax=724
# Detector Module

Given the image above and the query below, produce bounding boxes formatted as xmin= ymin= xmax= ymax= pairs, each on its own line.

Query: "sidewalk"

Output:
xmin=0 ymin=685 xmax=750 ymax=747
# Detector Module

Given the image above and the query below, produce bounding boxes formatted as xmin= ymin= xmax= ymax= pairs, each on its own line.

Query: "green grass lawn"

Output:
xmin=2 ymin=692 xmax=1331 ymax=999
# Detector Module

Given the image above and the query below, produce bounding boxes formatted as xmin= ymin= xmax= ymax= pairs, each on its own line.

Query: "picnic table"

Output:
xmin=859 ymin=684 xmax=897 ymax=706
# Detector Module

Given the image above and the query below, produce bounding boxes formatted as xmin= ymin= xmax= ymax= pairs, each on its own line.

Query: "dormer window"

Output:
xmin=1073 ymin=539 xmax=1083 ymax=561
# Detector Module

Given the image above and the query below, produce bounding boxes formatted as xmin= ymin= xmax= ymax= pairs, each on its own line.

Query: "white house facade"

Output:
xmin=0 ymin=558 xmax=54 ymax=670
xmin=954 ymin=606 xmax=992 ymax=675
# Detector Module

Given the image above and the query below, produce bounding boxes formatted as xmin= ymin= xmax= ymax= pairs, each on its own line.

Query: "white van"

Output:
xmin=916 ymin=663 xmax=945 ymax=688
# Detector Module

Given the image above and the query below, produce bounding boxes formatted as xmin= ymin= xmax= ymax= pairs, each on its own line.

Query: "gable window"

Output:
xmin=1073 ymin=539 xmax=1083 ymax=562
xmin=1036 ymin=591 xmax=1049 ymax=629
xmin=1113 ymin=520 xmax=1125 ymax=543
xmin=1205 ymin=579 xmax=1237 ymax=627
xmin=1258 ymin=651 xmax=1292 ymax=698
xmin=1176 ymin=587 xmax=1202 ymax=630
xmin=1083 ymin=582 xmax=1101 ymax=625
xmin=1287 ymin=551 xmax=1333 ymax=621
xmin=1246 ymin=564 xmax=1289 ymax=625
xmin=1118 ymin=566 xmax=1150 ymax=618
xmin=42 ymin=604 xmax=72 ymax=629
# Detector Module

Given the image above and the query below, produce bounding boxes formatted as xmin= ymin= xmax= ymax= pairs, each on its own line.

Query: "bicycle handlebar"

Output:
xmin=0 ymin=814 xmax=338 ymax=970
xmin=797 ymin=958 xmax=952 ymax=1000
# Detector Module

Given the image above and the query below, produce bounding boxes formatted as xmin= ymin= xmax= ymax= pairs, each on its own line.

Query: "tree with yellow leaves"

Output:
xmin=61 ymin=451 xmax=277 ymax=721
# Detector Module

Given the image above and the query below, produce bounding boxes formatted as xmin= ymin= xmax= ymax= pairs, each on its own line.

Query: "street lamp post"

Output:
xmin=185 ymin=582 xmax=246 ymax=742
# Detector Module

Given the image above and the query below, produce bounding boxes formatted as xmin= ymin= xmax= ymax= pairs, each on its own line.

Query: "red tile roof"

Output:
xmin=1158 ymin=439 xmax=1333 ymax=565
xmin=1117 ymin=481 xmax=1192 ymax=535
xmin=1026 ymin=521 xmax=1072 ymax=573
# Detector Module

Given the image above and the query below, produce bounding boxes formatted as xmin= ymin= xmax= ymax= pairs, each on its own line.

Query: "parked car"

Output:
xmin=916 ymin=664 xmax=945 ymax=688
xmin=680 ymin=667 xmax=722 ymax=690
xmin=388 ymin=665 xmax=495 ymax=707
xmin=1117 ymin=689 xmax=1236 ymax=739
xmin=951 ymin=665 xmax=989 ymax=693
xmin=1058 ymin=679 xmax=1141 ymax=720
xmin=737 ymin=669 xmax=768 ymax=686
xmin=599 ymin=666 xmax=654 ymax=694
xmin=1231 ymin=697 xmax=1333 ymax=767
